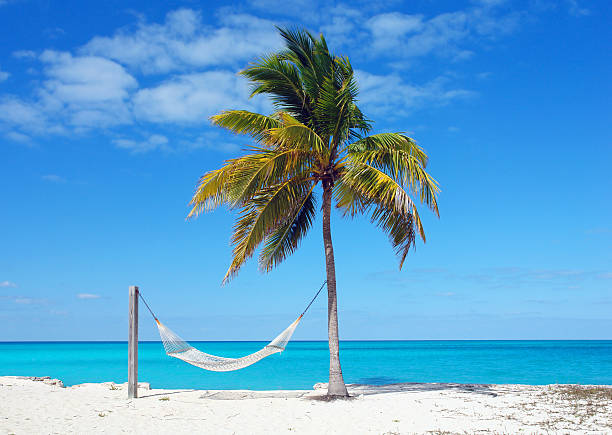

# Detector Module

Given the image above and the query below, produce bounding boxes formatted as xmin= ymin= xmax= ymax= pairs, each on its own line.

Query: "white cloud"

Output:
xmin=77 ymin=293 xmax=101 ymax=299
xmin=4 ymin=131 xmax=31 ymax=143
xmin=566 ymin=0 xmax=589 ymax=16
xmin=323 ymin=3 xmax=521 ymax=62
xmin=318 ymin=7 xmax=365 ymax=47
xmin=113 ymin=134 xmax=170 ymax=153
xmin=471 ymin=0 xmax=508 ymax=6
xmin=0 ymin=281 xmax=17 ymax=288
xmin=247 ymin=0 xmax=322 ymax=20
xmin=13 ymin=50 xmax=36 ymax=59
xmin=82 ymin=9 xmax=281 ymax=74
xmin=42 ymin=174 xmax=66 ymax=183
xmin=181 ymin=131 xmax=242 ymax=153
xmin=0 ymin=68 xmax=9 ymax=82
xmin=13 ymin=297 xmax=46 ymax=305
xmin=38 ymin=50 xmax=137 ymax=128
xmin=356 ymin=70 xmax=475 ymax=116
xmin=0 ymin=5 xmax=526 ymax=150
xmin=133 ymin=71 xmax=261 ymax=123
xmin=0 ymin=52 xmax=137 ymax=135
xmin=0 ymin=9 xmax=275 ymax=148
xmin=0 ymin=97 xmax=49 ymax=133
xmin=365 ymin=13 xmax=425 ymax=49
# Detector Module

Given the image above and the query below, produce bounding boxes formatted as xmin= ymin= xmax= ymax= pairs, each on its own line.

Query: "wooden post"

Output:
xmin=128 ymin=285 xmax=139 ymax=399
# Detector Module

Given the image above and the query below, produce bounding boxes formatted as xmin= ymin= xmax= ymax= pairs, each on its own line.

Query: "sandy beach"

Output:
xmin=1 ymin=376 xmax=611 ymax=434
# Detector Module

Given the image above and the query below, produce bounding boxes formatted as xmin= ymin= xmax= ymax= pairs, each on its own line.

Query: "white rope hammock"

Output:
xmin=155 ymin=315 xmax=302 ymax=372
xmin=140 ymin=282 xmax=325 ymax=372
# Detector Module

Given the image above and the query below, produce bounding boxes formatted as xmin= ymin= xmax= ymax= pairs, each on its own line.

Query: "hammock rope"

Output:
xmin=139 ymin=281 xmax=326 ymax=372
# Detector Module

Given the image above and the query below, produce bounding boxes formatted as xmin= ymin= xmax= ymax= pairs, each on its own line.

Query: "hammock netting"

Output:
xmin=155 ymin=315 xmax=302 ymax=372
xmin=141 ymin=281 xmax=325 ymax=372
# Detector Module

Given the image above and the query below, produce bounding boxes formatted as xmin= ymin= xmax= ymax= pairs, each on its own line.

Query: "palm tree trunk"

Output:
xmin=322 ymin=180 xmax=349 ymax=397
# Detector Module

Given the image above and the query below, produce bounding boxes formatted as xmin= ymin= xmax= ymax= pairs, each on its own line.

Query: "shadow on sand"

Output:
xmin=139 ymin=390 xmax=197 ymax=398
xmin=345 ymin=382 xmax=498 ymax=397
xmin=149 ymin=382 xmax=501 ymax=401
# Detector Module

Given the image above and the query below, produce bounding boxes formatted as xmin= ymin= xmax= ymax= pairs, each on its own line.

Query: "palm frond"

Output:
xmin=259 ymin=183 xmax=317 ymax=272
xmin=225 ymin=147 xmax=315 ymax=207
xmin=223 ymin=179 xmax=314 ymax=283
xmin=336 ymin=161 xmax=426 ymax=268
xmin=240 ymin=54 xmax=310 ymax=121
xmin=263 ymin=114 xmax=326 ymax=154
xmin=188 ymin=165 xmax=236 ymax=218
xmin=276 ymin=27 xmax=329 ymax=106
xmin=347 ymin=133 xmax=440 ymax=216
xmin=211 ymin=110 xmax=282 ymax=143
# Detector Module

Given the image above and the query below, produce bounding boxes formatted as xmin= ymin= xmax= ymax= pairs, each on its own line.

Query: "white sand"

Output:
xmin=1 ymin=376 xmax=611 ymax=434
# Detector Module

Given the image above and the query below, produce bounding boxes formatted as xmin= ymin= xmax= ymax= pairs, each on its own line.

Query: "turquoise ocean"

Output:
xmin=1 ymin=341 xmax=611 ymax=390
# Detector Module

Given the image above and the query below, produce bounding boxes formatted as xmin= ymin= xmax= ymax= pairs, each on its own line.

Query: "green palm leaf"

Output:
xmin=223 ymin=179 xmax=314 ymax=283
xmin=259 ymin=184 xmax=317 ymax=272
xmin=211 ymin=110 xmax=282 ymax=143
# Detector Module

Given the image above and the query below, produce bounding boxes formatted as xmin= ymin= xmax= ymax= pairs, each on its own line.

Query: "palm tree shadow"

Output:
xmin=346 ymin=382 xmax=499 ymax=397
xmin=198 ymin=390 xmax=308 ymax=400
xmin=139 ymin=389 xmax=197 ymax=398
xmin=140 ymin=383 xmax=498 ymax=401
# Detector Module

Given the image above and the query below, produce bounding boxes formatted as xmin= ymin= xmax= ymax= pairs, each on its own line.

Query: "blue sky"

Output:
xmin=1 ymin=0 xmax=610 ymax=341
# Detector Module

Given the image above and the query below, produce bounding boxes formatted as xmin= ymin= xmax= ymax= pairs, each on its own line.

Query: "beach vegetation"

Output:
xmin=189 ymin=27 xmax=439 ymax=397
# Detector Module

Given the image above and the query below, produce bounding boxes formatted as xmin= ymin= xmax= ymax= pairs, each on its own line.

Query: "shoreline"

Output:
xmin=2 ymin=376 xmax=612 ymax=433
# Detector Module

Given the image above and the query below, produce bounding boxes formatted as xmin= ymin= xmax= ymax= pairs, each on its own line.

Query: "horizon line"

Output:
xmin=2 ymin=339 xmax=612 ymax=344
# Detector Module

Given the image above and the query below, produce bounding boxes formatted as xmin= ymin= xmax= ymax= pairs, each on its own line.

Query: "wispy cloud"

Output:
xmin=39 ymin=50 xmax=137 ymax=128
xmin=2 ymin=50 xmax=136 ymax=135
xmin=2 ymin=296 xmax=48 ymax=305
xmin=566 ymin=0 xmax=590 ymax=17
xmin=367 ymin=266 xmax=612 ymax=291
xmin=113 ymin=134 xmax=170 ymax=153
xmin=178 ymin=131 xmax=242 ymax=153
xmin=0 ymin=9 xmax=274 ymax=151
xmin=4 ymin=131 xmax=31 ymax=143
xmin=524 ymin=298 xmax=568 ymax=305
xmin=585 ymin=227 xmax=611 ymax=235
xmin=0 ymin=3 xmax=588 ymax=152
xmin=453 ymin=267 xmax=596 ymax=290
xmin=0 ymin=281 xmax=17 ymax=288
xmin=0 ymin=68 xmax=9 ymax=82
xmin=320 ymin=2 xmax=523 ymax=63
xmin=41 ymin=174 xmax=66 ymax=183
xmin=81 ymin=9 xmax=281 ymax=74
xmin=356 ymin=70 xmax=475 ymax=116
xmin=13 ymin=50 xmax=37 ymax=59
xmin=14 ymin=297 xmax=37 ymax=304
xmin=0 ymin=96 xmax=51 ymax=134
xmin=76 ymin=293 xmax=101 ymax=299
xmin=132 ymin=71 xmax=266 ymax=124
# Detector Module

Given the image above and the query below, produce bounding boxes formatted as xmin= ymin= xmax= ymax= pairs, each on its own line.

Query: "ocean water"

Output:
xmin=1 ymin=341 xmax=611 ymax=390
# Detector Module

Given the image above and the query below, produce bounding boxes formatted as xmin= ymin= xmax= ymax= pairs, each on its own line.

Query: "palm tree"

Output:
xmin=188 ymin=28 xmax=439 ymax=397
